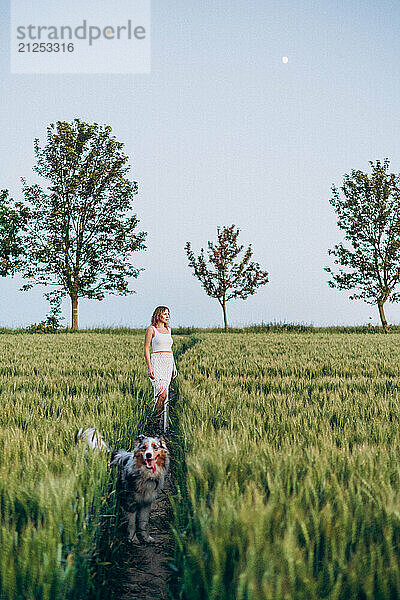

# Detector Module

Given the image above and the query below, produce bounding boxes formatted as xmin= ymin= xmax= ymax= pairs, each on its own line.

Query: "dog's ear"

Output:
xmin=159 ymin=435 xmax=167 ymax=449
xmin=134 ymin=434 xmax=145 ymax=447
xmin=75 ymin=428 xmax=83 ymax=445
xmin=110 ymin=449 xmax=119 ymax=465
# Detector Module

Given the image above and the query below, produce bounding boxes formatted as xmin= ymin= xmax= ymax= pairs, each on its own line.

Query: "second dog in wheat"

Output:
xmin=75 ymin=427 xmax=109 ymax=452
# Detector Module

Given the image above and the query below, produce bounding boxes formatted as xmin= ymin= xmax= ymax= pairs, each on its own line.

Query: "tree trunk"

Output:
xmin=378 ymin=301 xmax=388 ymax=333
xmin=71 ymin=293 xmax=78 ymax=330
xmin=222 ymin=298 xmax=228 ymax=331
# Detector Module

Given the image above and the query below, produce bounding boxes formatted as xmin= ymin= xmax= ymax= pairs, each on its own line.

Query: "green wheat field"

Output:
xmin=0 ymin=332 xmax=400 ymax=599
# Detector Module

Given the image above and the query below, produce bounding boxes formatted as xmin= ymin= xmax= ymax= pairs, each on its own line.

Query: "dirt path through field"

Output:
xmin=117 ymin=479 xmax=174 ymax=600
xmin=114 ymin=336 xmax=197 ymax=600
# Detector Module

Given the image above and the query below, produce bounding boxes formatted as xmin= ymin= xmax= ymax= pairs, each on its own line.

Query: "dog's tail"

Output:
xmin=110 ymin=449 xmax=131 ymax=466
xmin=75 ymin=427 xmax=110 ymax=452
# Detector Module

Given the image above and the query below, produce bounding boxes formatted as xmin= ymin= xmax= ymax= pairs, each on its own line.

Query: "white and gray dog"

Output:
xmin=111 ymin=435 xmax=169 ymax=543
xmin=76 ymin=428 xmax=169 ymax=543
xmin=75 ymin=427 xmax=110 ymax=452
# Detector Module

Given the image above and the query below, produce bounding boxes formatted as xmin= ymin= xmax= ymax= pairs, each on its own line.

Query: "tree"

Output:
xmin=20 ymin=119 xmax=146 ymax=329
xmin=0 ymin=190 xmax=29 ymax=277
xmin=185 ymin=225 xmax=269 ymax=330
xmin=325 ymin=159 xmax=400 ymax=333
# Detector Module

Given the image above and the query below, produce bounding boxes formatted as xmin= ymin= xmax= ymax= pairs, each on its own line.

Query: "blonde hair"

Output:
xmin=151 ymin=306 xmax=170 ymax=327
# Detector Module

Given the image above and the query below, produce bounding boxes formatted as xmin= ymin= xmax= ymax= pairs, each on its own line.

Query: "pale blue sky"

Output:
xmin=1 ymin=0 xmax=400 ymax=327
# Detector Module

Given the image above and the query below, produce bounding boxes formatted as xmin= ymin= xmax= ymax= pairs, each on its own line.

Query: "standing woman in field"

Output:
xmin=144 ymin=306 xmax=177 ymax=432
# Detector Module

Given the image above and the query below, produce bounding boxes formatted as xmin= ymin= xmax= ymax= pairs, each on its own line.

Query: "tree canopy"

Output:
xmin=19 ymin=119 xmax=146 ymax=328
xmin=185 ymin=224 xmax=269 ymax=330
xmin=0 ymin=189 xmax=29 ymax=277
xmin=325 ymin=158 xmax=400 ymax=332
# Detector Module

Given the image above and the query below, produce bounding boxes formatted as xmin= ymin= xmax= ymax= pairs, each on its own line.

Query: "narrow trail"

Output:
xmin=118 ymin=481 xmax=173 ymax=600
xmin=115 ymin=336 xmax=198 ymax=600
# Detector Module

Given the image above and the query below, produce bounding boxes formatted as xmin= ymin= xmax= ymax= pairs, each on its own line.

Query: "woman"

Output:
xmin=144 ymin=306 xmax=177 ymax=431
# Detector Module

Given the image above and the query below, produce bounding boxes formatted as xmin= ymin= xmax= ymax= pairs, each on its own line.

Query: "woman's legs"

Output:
xmin=154 ymin=388 xmax=169 ymax=432
xmin=163 ymin=389 xmax=169 ymax=432
xmin=150 ymin=354 xmax=173 ymax=432
xmin=154 ymin=388 xmax=167 ymax=415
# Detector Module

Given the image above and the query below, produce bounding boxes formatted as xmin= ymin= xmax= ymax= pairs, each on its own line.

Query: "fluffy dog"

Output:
xmin=111 ymin=435 xmax=169 ymax=543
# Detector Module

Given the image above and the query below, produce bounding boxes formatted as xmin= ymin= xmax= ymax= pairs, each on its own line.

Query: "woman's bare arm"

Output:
xmin=172 ymin=355 xmax=177 ymax=379
xmin=144 ymin=326 xmax=155 ymax=378
xmin=170 ymin=327 xmax=177 ymax=378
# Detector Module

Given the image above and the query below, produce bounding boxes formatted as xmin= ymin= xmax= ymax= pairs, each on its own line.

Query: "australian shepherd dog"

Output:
xmin=76 ymin=429 xmax=169 ymax=543
xmin=111 ymin=435 xmax=169 ymax=543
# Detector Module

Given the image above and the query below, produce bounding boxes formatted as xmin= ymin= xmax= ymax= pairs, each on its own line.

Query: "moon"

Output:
xmin=282 ymin=56 xmax=288 ymax=64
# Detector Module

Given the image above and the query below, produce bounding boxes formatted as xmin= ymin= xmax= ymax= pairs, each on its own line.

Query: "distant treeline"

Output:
xmin=2 ymin=120 xmax=400 ymax=333
xmin=0 ymin=323 xmax=396 ymax=334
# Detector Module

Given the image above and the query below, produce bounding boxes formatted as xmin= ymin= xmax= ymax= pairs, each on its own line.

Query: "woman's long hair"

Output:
xmin=151 ymin=306 xmax=170 ymax=327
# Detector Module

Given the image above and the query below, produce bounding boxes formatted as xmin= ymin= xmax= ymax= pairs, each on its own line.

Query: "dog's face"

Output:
xmin=134 ymin=436 xmax=168 ymax=474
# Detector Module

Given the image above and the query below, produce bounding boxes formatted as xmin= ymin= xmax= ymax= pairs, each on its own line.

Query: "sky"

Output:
xmin=1 ymin=0 xmax=400 ymax=328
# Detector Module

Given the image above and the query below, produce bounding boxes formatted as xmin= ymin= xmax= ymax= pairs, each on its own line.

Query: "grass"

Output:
xmin=0 ymin=333 xmax=188 ymax=600
xmin=1 ymin=330 xmax=400 ymax=599
xmin=171 ymin=333 xmax=400 ymax=600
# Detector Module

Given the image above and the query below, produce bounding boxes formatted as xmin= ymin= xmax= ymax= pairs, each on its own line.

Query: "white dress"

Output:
xmin=149 ymin=326 xmax=174 ymax=430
